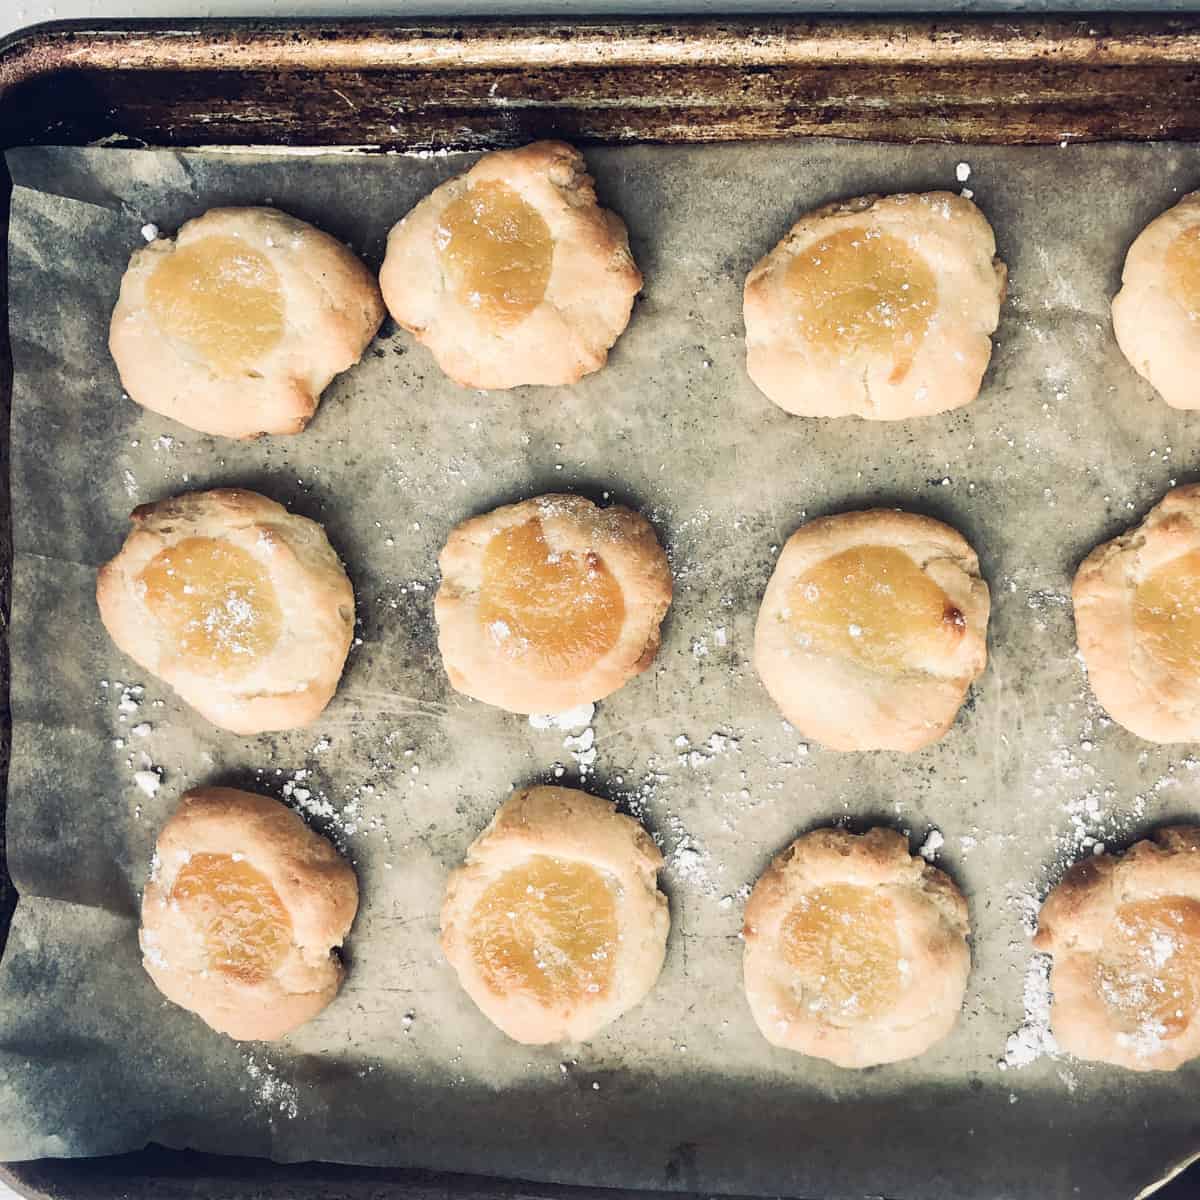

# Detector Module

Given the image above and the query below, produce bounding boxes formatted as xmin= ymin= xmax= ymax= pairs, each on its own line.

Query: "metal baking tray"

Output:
xmin=5 ymin=16 xmax=1200 ymax=1200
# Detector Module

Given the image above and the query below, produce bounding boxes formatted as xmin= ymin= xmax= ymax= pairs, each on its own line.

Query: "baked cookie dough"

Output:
xmin=435 ymin=493 xmax=672 ymax=714
xmin=1034 ymin=827 xmax=1200 ymax=1072
xmin=1073 ymin=484 xmax=1200 ymax=743
xmin=743 ymin=826 xmax=970 ymax=1068
xmin=441 ymin=786 xmax=669 ymax=1044
xmin=97 ymin=488 xmax=354 ymax=735
xmin=110 ymin=206 xmax=385 ymax=438
xmin=380 ymin=141 xmax=642 ymax=389
xmin=1113 ymin=192 xmax=1200 ymax=410
xmin=743 ymin=192 xmax=1006 ymax=419
xmin=753 ymin=509 xmax=989 ymax=752
xmin=140 ymin=786 xmax=358 ymax=1041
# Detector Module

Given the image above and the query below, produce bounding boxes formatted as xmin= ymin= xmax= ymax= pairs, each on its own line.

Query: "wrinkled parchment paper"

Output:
xmin=2 ymin=141 xmax=1200 ymax=1198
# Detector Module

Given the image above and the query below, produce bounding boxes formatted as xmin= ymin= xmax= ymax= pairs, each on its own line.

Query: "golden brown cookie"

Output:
xmin=743 ymin=826 xmax=970 ymax=1068
xmin=441 ymin=786 xmax=669 ymax=1044
xmin=97 ymin=488 xmax=354 ymax=735
xmin=753 ymin=509 xmax=989 ymax=752
xmin=1113 ymin=192 xmax=1200 ymax=410
xmin=744 ymin=192 xmax=1006 ymax=419
xmin=1034 ymin=827 xmax=1200 ymax=1071
xmin=434 ymin=493 xmax=672 ymax=714
xmin=1073 ymin=484 xmax=1200 ymax=743
xmin=110 ymin=206 xmax=384 ymax=438
xmin=139 ymin=787 xmax=358 ymax=1041
xmin=380 ymin=141 xmax=642 ymax=389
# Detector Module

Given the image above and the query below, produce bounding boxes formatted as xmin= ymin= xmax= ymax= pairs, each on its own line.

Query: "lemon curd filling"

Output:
xmin=782 ymin=884 xmax=902 ymax=1019
xmin=437 ymin=182 xmax=554 ymax=326
xmin=1097 ymin=897 xmax=1200 ymax=1041
xmin=468 ymin=855 xmax=619 ymax=1005
xmin=1134 ymin=551 xmax=1200 ymax=673
xmin=140 ymin=536 xmax=283 ymax=676
xmin=478 ymin=519 xmax=624 ymax=676
xmin=171 ymin=853 xmax=292 ymax=984
xmin=785 ymin=227 xmax=937 ymax=383
xmin=789 ymin=545 xmax=964 ymax=671
xmin=146 ymin=235 xmax=286 ymax=375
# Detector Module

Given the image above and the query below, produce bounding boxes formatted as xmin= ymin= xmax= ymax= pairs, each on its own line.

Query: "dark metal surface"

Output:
xmin=2 ymin=16 xmax=1200 ymax=1200
xmin=1 ymin=1148 xmax=747 ymax=1200
xmin=7 ymin=17 xmax=1200 ymax=149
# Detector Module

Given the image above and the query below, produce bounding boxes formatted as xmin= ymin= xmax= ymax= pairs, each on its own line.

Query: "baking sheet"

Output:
xmin=1 ymin=141 xmax=1199 ymax=1199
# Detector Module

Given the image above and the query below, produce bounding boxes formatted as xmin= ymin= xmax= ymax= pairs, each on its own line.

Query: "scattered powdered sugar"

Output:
xmin=133 ymin=768 xmax=161 ymax=798
xmin=674 ymin=730 xmax=741 ymax=771
xmin=104 ymin=681 xmax=145 ymax=719
xmin=140 ymin=222 xmax=159 ymax=242
xmin=615 ymin=766 xmax=670 ymax=825
xmin=955 ymin=161 xmax=971 ymax=183
xmin=718 ymin=882 xmax=753 ymax=911
xmin=531 ymin=705 xmax=600 ymax=780
xmin=266 ymin=767 xmax=390 ymax=852
xmin=563 ymin=727 xmax=597 ymax=778
xmin=528 ymin=703 xmax=595 ymax=732
xmin=1029 ymin=684 xmax=1149 ymax=867
xmin=99 ymin=680 xmax=172 ymax=806
xmin=1057 ymin=1066 xmax=1079 ymax=1094
xmin=242 ymin=1051 xmax=299 ymax=1119
xmin=999 ymin=953 xmax=1058 ymax=1069
xmin=667 ymin=832 xmax=715 ymax=893
xmin=918 ymin=828 xmax=944 ymax=862
xmin=1009 ymin=881 xmax=1042 ymax=938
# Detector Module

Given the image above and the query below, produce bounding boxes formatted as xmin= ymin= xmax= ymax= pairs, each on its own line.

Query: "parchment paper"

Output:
xmin=2 ymin=141 xmax=1200 ymax=1199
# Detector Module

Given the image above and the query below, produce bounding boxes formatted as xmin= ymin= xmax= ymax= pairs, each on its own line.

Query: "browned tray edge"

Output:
xmin=6 ymin=15 xmax=1200 ymax=147
xmin=2 ymin=14 xmax=1200 ymax=1200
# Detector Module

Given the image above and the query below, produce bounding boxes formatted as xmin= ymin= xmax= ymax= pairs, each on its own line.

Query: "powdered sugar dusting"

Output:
xmin=918 ymin=828 xmax=944 ymax=862
xmin=999 ymin=953 xmax=1058 ymax=1069
xmin=263 ymin=766 xmax=391 ymax=855
xmin=563 ymin=726 xmax=597 ymax=779
xmin=665 ymin=826 xmax=717 ymax=895
xmin=242 ymin=1051 xmax=299 ymax=1119
xmin=530 ymin=700 xmax=595 ymax=729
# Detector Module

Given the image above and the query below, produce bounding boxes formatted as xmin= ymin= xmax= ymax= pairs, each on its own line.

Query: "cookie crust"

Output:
xmin=1073 ymin=484 xmax=1200 ymax=743
xmin=753 ymin=508 xmax=989 ymax=752
xmin=435 ymin=493 xmax=672 ymax=714
xmin=1034 ymin=826 xmax=1200 ymax=1072
xmin=110 ymin=206 xmax=384 ymax=438
xmin=380 ymin=141 xmax=642 ymax=389
xmin=743 ymin=826 xmax=970 ymax=1068
xmin=139 ymin=787 xmax=358 ymax=1041
xmin=1112 ymin=192 xmax=1200 ymax=410
xmin=441 ymin=786 xmax=669 ymax=1044
xmin=743 ymin=192 xmax=1006 ymax=420
xmin=97 ymin=488 xmax=355 ymax=735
